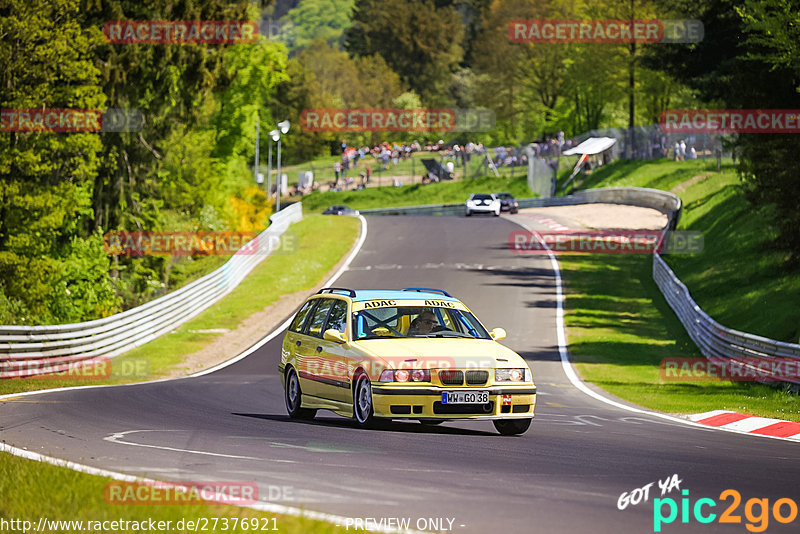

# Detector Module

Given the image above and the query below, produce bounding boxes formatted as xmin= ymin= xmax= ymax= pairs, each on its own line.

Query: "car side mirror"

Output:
xmin=323 ymin=329 xmax=347 ymax=344
xmin=490 ymin=328 xmax=507 ymax=341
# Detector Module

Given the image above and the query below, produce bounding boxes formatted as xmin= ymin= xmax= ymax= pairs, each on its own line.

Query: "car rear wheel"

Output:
xmin=285 ymin=367 xmax=316 ymax=420
xmin=493 ymin=418 xmax=531 ymax=435
xmin=353 ymin=372 xmax=376 ymax=427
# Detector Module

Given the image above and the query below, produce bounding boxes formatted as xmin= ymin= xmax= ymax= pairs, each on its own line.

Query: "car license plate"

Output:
xmin=441 ymin=391 xmax=489 ymax=404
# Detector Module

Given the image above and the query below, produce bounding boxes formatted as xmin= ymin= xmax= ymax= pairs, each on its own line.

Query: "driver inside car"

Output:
xmin=407 ymin=309 xmax=442 ymax=336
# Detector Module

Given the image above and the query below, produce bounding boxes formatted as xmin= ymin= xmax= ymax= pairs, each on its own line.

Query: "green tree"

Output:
xmin=282 ymin=0 xmax=356 ymax=51
xmin=345 ymin=0 xmax=464 ymax=103
xmin=650 ymin=0 xmax=800 ymax=262
xmin=0 ymin=0 xmax=118 ymax=324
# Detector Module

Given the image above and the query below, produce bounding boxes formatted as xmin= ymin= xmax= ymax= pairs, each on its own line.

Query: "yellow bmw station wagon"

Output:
xmin=279 ymin=288 xmax=536 ymax=435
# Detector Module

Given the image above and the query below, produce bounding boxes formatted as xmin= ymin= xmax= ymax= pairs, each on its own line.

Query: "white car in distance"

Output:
xmin=465 ymin=193 xmax=501 ymax=217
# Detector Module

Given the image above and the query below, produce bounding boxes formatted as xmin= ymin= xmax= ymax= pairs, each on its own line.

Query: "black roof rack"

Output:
xmin=316 ymin=287 xmax=356 ymax=297
xmin=402 ymin=287 xmax=452 ymax=297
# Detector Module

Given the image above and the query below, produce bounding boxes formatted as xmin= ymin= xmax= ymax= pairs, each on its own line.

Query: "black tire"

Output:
xmin=419 ymin=420 xmax=444 ymax=426
xmin=493 ymin=418 xmax=532 ymax=435
xmin=353 ymin=372 xmax=376 ymax=427
xmin=465 ymin=210 xmax=471 ymax=217
xmin=284 ymin=367 xmax=316 ymax=420
xmin=493 ymin=209 xmax=500 ymax=217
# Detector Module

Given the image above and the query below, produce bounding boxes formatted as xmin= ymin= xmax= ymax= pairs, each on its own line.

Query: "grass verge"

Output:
xmin=559 ymin=157 xmax=800 ymax=420
xmin=562 ymin=254 xmax=800 ymax=421
xmin=0 ymin=214 xmax=361 ymax=396
xmin=556 ymin=157 xmax=725 ymax=192
xmin=301 ymin=175 xmax=534 ymax=213
xmin=0 ymin=451 xmax=355 ymax=533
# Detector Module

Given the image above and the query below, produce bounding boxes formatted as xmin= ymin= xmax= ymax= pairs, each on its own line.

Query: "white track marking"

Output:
xmin=507 ymin=215 xmax=800 ymax=443
xmin=103 ymin=430 xmax=275 ymax=461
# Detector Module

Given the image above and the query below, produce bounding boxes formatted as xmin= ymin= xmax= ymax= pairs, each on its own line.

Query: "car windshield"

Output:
xmin=497 ymin=193 xmax=512 ymax=199
xmin=472 ymin=194 xmax=493 ymax=201
xmin=353 ymin=306 xmax=491 ymax=340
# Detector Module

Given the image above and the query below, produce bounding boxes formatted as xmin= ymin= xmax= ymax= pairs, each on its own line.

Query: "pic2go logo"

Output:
xmin=654 ymin=489 xmax=799 ymax=532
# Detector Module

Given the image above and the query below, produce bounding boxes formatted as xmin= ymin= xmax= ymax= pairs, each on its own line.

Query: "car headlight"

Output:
xmin=379 ymin=369 xmax=431 ymax=382
xmin=495 ymin=368 xmax=528 ymax=382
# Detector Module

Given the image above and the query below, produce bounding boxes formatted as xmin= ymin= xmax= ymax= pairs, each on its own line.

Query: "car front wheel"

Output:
xmin=353 ymin=372 xmax=376 ymax=427
xmin=493 ymin=418 xmax=531 ymax=435
xmin=465 ymin=209 xmax=472 ymax=217
xmin=285 ymin=367 xmax=316 ymax=420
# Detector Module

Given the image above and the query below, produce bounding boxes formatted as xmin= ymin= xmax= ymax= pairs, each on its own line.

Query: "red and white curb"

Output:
xmin=687 ymin=410 xmax=800 ymax=441
xmin=519 ymin=213 xmax=571 ymax=232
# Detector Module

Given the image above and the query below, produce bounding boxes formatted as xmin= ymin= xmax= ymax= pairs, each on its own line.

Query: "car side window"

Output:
xmin=289 ymin=300 xmax=315 ymax=333
xmin=306 ymin=299 xmax=334 ymax=338
xmin=324 ymin=300 xmax=348 ymax=333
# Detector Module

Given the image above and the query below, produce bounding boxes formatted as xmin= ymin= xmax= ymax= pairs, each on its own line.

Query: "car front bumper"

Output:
xmin=467 ymin=206 xmax=498 ymax=213
xmin=371 ymin=385 xmax=536 ymax=420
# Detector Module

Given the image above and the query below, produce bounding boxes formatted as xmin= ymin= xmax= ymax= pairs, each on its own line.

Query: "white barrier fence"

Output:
xmin=653 ymin=254 xmax=800 ymax=386
xmin=0 ymin=203 xmax=303 ymax=378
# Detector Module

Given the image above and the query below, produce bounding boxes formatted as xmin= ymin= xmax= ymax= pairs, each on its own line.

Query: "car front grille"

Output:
xmin=438 ymin=370 xmax=463 ymax=386
xmin=465 ymin=370 xmax=489 ymax=385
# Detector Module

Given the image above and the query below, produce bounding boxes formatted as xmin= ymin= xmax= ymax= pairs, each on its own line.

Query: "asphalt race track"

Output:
xmin=2 ymin=215 xmax=799 ymax=533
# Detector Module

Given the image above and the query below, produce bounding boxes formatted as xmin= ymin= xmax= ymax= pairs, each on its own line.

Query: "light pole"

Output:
xmin=254 ymin=114 xmax=260 ymax=185
xmin=272 ymin=120 xmax=290 ymax=212
xmin=267 ymin=134 xmax=273 ymax=198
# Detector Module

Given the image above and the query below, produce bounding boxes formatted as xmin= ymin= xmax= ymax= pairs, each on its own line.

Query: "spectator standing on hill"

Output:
xmin=679 ymin=140 xmax=686 ymax=160
xmin=673 ymin=141 xmax=681 ymax=161
xmin=333 ymin=161 xmax=341 ymax=183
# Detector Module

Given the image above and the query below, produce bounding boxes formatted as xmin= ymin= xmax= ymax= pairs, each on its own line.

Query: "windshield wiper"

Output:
xmin=415 ymin=331 xmax=473 ymax=338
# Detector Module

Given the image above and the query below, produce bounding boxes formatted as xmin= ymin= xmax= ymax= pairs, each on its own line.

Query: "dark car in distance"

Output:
xmin=322 ymin=205 xmax=359 ymax=216
xmin=494 ymin=192 xmax=519 ymax=214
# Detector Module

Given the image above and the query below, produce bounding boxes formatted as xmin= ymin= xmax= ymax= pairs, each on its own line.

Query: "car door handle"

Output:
xmin=316 ymin=346 xmax=323 ymax=353
xmin=295 ymin=340 xmax=301 ymax=347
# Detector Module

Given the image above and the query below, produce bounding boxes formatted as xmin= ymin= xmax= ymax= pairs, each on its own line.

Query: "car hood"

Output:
xmin=352 ymin=338 xmax=528 ymax=369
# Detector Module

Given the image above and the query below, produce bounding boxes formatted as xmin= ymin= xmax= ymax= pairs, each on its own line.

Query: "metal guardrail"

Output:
xmin=0 ymin=203 xmax=303 ymax=378
xmin=653 ymin=254 xmax=800 ymax=386
xmin=603 ymin=190 xmax=800 ymax=386
xmin=361 ymin=187 xmax=682 ymax=226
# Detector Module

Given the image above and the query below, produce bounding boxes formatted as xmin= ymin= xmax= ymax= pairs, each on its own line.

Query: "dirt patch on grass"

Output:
xmin=521 ymin=203 xmax=668 ymax=230
xmin=670 ymin=172 xmax=713 ymax=194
